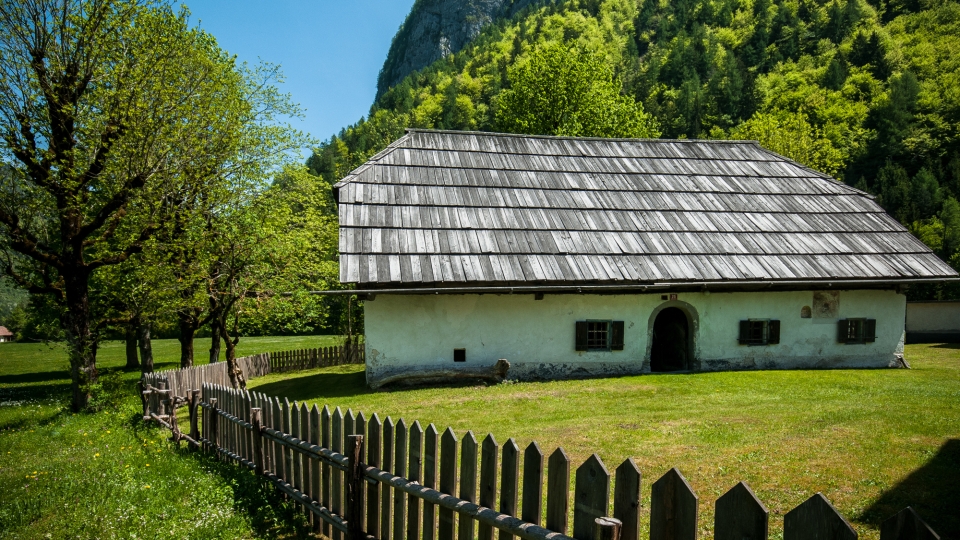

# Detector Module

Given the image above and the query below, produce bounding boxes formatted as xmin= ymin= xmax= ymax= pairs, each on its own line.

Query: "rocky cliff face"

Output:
xmin=376 ymin=0 xmax=545 ymax=99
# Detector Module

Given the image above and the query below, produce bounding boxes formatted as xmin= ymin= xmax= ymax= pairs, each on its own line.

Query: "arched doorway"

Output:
xmin=650 ymin=307 xmax=690 ymax=372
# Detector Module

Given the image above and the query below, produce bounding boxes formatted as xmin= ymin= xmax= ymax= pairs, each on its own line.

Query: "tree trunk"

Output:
xmin=220 ymin=316 xmax=245 ymax=389
xmin=64 ymin=269 xmax=97 ymax=412
xmin=178 ymin=313 xmax=196 ymax=369
xmin=124 ymin=324 xmax=140 ymax=369
xmin=138 ymin=321 xmax=154 ymax=373
xmin=209 ymin=319 xmax=221 ymax=363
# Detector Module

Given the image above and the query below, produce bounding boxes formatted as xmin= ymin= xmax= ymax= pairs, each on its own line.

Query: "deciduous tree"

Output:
xmin=0 ymin=0 xmax=259 ymax=409
xmin=496 ymin=42 xmax=659 ymax=138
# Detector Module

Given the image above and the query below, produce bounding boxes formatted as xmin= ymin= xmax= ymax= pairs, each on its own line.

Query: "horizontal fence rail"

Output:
xmin=140 ymin=344 xmax=364 ymax=399
xmin=139 ymin=382 xmax=943 ymax=540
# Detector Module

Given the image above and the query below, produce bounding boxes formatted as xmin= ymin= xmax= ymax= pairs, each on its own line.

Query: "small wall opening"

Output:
xmin=454 ymin=348 xmax=466 ymax=362
xmin=651 ymin=307 xmax=690 ymax=372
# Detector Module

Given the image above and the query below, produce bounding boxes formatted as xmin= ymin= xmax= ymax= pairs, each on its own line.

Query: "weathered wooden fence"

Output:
xmin=141 ymin=354 xmax=271 ymax=398
xmin=270 ymin=344 xmax=365 ymax=373
xmin=141 ymin=344 xmax=364 ymax=399
xmin=139 ymin=382 xmax=943 ymax=540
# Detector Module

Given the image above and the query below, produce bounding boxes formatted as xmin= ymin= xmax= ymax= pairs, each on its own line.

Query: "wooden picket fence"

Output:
xmin=138 ymin=382 xmax=943 ymax=540
xmin=140 ymin=344 xmax=364 ymax=399
xmin=141 ymin=354 xmax=271 ymax=398
xmin=270 ymin=344 xmax=365 ymax=373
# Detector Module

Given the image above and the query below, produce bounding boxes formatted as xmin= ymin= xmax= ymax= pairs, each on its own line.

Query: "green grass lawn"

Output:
xmin=0 ymin=335 xmax=345 ymax=539
xmin=248 ymin=344 xmax=960 ymax=540
xmin=2 ymin=339 xmax=957 ymax=539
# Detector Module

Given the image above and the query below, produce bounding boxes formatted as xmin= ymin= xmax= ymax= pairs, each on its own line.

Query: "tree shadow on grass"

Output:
xmin=0 ymin=370 xmax=69 ymax=388
xmin=253 ymin=370 xmax=372 ymax=403
xmin=858 ymin=439 xmax=960 ymax=540
xmin=0 ymin=371 xmax=70 ymax=405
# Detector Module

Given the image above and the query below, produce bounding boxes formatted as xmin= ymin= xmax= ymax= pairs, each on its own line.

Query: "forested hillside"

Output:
xmin=375 ymin=0 xmax=548 ymax=98
xmin=309 ymin=0 xmax=960 ymax=298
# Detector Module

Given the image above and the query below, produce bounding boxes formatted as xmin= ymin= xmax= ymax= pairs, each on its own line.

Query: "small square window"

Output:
xmin=454 ymin=348 xmax=466 ymax=362
xmin=847 ymin=319 xmax=864 ymax=342
xmin=587 ymin=321 xmax=610 ymax=351
xmin=838 ymin=318 xmax=875 ymax=344
xmin=576 ymin=320 xmax=624 ymax=351
xmin=738 ymin=319 xmax=780 ymax=346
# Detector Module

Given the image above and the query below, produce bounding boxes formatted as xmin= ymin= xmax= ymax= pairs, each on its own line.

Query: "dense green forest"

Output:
xmin=308 ymin=0 xmax=960 ymax=298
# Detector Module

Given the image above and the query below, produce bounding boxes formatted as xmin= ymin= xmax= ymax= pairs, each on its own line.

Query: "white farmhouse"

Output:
xmin=334 ymin=130 xmax=957 ymax=388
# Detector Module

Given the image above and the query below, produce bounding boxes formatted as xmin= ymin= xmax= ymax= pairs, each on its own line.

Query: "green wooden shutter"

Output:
xmin=738 ymin=320 xmax=750 ymax=345
xmin=768 ymin=320 xmax=780 ymax=344
xmin=611 ymin=321 xmax=624 ymax=351
xmin=865 ymin=319 xmax=876 ymax=343
xmin=575 ymin=321 xmax=588 ymax=351
xmin=837 ymin=319 xmax=850 ymax=343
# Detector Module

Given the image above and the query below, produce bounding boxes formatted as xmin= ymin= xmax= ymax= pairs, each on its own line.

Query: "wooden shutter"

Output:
xmin=611 ymin=321 xmax=625 ymax=351
xmin=837 ymin=319 xmax=850 ymax=343
xmin=738 ymin=320 xmax=750 ymax=345
xmin=575 ymin=321 xmax=588 ymax=351
xmin=768 ymin=320 xmax=780 ymax=344
xmin=865 ymin=319 xmax=876 ymax=343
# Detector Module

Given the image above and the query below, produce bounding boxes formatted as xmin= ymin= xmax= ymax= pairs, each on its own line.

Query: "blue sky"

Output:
xmin=181 ymin=0 xmax=416 ymax=150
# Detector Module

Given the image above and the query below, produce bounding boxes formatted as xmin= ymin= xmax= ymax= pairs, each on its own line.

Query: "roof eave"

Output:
xmin=317 ymin=276 xmax=960 ymax=296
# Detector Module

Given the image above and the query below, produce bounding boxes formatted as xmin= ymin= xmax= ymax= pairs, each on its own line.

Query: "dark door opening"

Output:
xmin=651 ymin=307 xmax=690 ymax=372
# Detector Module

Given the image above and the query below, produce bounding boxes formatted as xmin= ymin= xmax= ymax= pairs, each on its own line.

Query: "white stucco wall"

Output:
xmin=904 ymin=301 xmax=960 ymax=342
xmin=905 ymin=301 xmax=960 ymax=332
xmin=363 ymin=289 xmax=906 ymax=386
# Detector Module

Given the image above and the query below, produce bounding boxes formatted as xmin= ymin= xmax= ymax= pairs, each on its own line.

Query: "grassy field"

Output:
xmin=1 ymin=339 xmax=957 ymax=539
xmin=248 ymin=344 xmax=960 ymax=540
xmin=0 ymin=335 xmax=346 ymax=539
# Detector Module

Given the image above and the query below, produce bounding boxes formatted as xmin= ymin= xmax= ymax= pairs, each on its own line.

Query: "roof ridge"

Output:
xmin=405 ymin=128 xmax=762 ymax=145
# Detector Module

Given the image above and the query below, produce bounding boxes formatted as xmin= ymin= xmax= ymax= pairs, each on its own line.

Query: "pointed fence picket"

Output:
xmin=141 ymin=382 xmax=945 ymax=540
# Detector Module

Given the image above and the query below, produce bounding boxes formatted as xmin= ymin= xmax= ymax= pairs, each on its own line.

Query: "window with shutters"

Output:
xmin=587 ymin=321 xmax=609 ymax=350
xmin=575 ymin=320 xmax=624 ymax=351
xmin=837 ymin=318 xmax=876 ymax=344
xmin=738 ymin=319 xmax=780 ymax=346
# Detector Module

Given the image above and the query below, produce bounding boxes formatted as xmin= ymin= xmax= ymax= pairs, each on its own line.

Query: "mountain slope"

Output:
xmin=376 ymin=0 xmax=547 ymax=99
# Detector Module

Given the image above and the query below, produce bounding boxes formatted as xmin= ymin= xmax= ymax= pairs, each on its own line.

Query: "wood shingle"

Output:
xmin=335 ymin=130 xmax=957 ymax=286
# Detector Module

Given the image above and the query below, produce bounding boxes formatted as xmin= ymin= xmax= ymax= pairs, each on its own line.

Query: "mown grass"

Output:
xmin=0 ymin=335 xmax=346 ymax=539
xmin=249 ymin=344 xmax=960 ymax=540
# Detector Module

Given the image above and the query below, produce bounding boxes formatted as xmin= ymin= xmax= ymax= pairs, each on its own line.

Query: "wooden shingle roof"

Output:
xmin=335 ymin=129 xmax=957 ymax=287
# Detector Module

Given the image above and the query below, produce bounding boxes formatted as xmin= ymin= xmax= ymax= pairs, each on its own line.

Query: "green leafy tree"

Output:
xmin=910 ymin=168 xmax=943 ymax=222
xmin=0 ymin=276 xmax=27 ymax=327
xmin=239 ymin=166 xmax=341 ymax=337
xmin=876 ymin=161 xmax=912 ymax=223
xmin=0 ymin=1 xmax=272 ymax=409
xmin=941 ymin=196 xmax=960 ymax=257
xmin=496 ymin=42 xmax=659 ymax=138
xmin=727 ymin=110 xmax=846 ymax=179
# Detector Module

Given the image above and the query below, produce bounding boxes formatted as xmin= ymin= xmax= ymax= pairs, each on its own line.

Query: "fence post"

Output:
xmin=157 ymin=380 xmax=167 ymax=418
xmin=209 ymin=398 xmax=220 ymax=457
xmin=347 ymin=434 xmax=365 ymax=540
xmin=596 ymin=517 xmax=622 ymax=540
xmin=138 ymin=380 xmax=148 ymax=420
xmin=189 ymin=389 xmax=200 ymax=447
xmin=168 ymin=399 xmax=180 ymax=447
xmin=252 ymin=408 xmax=264 ymax=475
